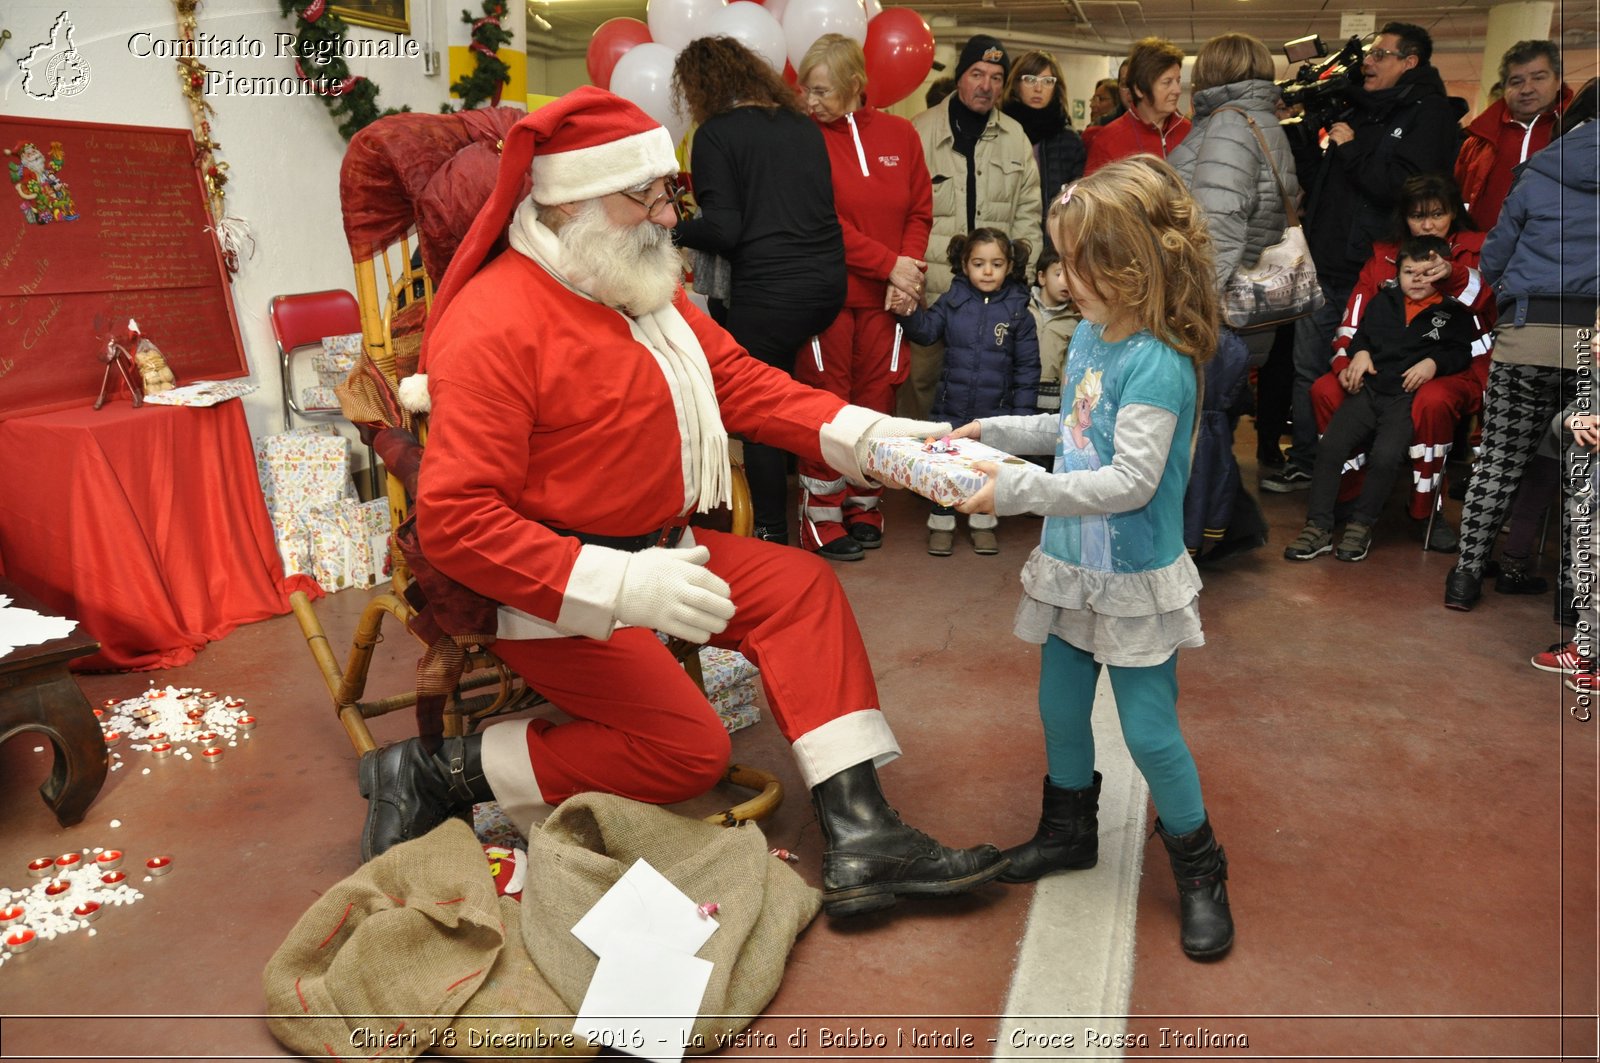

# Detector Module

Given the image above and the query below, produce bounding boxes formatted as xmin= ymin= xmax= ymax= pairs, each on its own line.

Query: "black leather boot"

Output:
xmin=998 ymin=772 xmax=1100 ymax=883
xmin=810 ymin=761 xmax=1009 ymax=917
xmin=359 ymin=734 xmax=494 ymax=862
xmin=1156 ymin=816 xmax=1234 ymax=960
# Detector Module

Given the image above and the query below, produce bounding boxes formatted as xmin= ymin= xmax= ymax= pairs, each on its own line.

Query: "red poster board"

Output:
xmin=0 ymin=116 xmax=248 ymax=420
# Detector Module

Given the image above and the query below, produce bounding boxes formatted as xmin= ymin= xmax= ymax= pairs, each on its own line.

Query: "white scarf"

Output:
xmin=507 ymin=199 xmax=732 ymax=514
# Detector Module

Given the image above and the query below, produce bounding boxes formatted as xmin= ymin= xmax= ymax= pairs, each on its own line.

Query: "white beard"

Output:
xmin=557 ymin=200 xmax=682 ymax=316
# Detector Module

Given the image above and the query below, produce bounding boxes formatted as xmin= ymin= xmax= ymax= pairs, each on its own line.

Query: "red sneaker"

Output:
xmin=1531 ymin=641 xmax=1590 ymax=674
xmin=1565 ymin=669 xmax=1600 ymax=694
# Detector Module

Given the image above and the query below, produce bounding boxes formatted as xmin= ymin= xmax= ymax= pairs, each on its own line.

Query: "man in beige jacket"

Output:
xmin=901 ymin=34 xmax=1042 ymax=418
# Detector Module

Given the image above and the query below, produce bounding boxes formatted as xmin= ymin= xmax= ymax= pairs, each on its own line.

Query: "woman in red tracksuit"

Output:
xmin=1308 ymin=174 xmax=1496 ymax=547
xmin=794 ymin=33 xmax=934 ymax=560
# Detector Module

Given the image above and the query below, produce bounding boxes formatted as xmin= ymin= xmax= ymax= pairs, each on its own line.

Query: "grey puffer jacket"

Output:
xmin=1169 ymin=80 xmax=1302 ymax=294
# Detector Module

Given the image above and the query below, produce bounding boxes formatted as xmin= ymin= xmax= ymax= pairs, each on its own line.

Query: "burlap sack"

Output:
xmin=523 ymin=793 xmax=821 ymax=1051
xmin=263 ymin=818 xmax=592 ymax=1060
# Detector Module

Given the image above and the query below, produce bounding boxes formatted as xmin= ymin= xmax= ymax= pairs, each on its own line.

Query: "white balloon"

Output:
xmin=647 ymin=0 xmax=730 ymax=54
xmin=763 ymin=0 xmax=790 ymax=25
xmin=706 ymin=2 xmax=788 ymax=72
xmin=782 ymin=0 xmax=868 ymax=69
xmin=861 ymin=0 xmax=882 ymax=19
xmin=611 ymin=42 xmax=690 ymax=146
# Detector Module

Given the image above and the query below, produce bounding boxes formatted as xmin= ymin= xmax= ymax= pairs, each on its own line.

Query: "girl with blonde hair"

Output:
xmin=949 ymin=156 xmax=1233 ymax=960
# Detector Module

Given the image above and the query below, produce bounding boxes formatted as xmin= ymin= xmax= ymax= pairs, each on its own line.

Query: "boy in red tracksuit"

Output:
xmin=1285 ymin=235 xmax=1476 ymax=563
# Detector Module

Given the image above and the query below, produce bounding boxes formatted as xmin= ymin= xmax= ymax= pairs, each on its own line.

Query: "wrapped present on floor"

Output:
xmin=300 ymin=385 xmax=340 ymax=411
xmin=865 ymin=435 xmax=1027 ymax=507
xmin=304 ymin=498 xmax=390 ymax=591
xmin=254 ymin=424 xmax=357 ymax=521
xmin=273 ymin=512 xmax=314 ymax=579
xmin=701 ymin=646 xmax=761 ymax=733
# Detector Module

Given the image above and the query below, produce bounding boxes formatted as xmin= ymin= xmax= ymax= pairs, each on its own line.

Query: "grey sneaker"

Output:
xmin=1261 ymin=466 xmax=1313 ymax=493
xmin=1335 ymin=522 xmax=1373 ymax=562
xmin=1283 ymin=522 xmax=1332 ymax=560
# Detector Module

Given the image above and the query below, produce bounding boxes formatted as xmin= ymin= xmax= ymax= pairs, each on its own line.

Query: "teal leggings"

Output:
xmin=1038 ymin=635 xmax=1206 ymax=834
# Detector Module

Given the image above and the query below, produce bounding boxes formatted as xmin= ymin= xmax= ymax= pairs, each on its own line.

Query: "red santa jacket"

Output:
xmin=1454 ymin=86 xmax=1572 ymax=231
xmin=815 ymin=106 xmax=934 ymax=309
xmin=1329 ymin=231 xmax=1495 ymax=376
xmin=417 ymin=251 xmax=857 ymax=637
xmin=1083 ymin=109 xmax=1190 ymax=175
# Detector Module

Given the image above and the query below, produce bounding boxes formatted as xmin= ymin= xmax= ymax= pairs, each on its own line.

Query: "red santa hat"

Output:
xmin=400 ymin=87 xmax=678 ymax=413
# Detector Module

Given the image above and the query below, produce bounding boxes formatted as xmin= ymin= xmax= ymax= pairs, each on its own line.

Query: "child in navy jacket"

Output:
xmin=1286 ymin=235 xmax=1477 ymax=562
xmin=899 ymin=228 xmax=1039 ymax=555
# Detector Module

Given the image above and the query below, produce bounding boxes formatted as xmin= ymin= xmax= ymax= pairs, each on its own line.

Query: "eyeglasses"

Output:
xmin=1020 ymin=74 xmax=1058 ymax=87
xmin=803 ymin=85 xmax=838 ymax=100
xmin=619 ymin=178 xmax=679 ymax=219
xmin=1365 ymin=47 xmax=1412 ymax=62
xmin=1407 ymin=208 xmax=1450 ymax=221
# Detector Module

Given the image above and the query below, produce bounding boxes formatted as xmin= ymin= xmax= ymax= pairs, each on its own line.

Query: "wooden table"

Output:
xmin=0 ymin=581 xmax=106 ymax=825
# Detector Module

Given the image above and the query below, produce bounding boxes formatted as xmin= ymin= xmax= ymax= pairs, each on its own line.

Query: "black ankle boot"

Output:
xmin=998 ymin=773 xmax=1100 ymax=883
xmin=1156 ymin=816 xmax=1234 ymax=960
xmin=359 ymin=733 xmax=494 ymax=862
xmin=810 ymin=762 xmax=1009 ymax=917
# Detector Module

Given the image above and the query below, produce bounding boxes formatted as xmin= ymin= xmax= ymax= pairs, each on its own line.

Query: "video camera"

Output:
xmin=1276 ymin=34 xmax=1365 ymax=139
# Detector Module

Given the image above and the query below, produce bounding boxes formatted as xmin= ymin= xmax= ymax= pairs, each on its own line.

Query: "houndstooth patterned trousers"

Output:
xmin=1456 ymin=361 xmax=1575 ymax=577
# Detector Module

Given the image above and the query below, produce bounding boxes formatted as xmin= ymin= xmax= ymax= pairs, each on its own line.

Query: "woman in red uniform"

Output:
xmin=1084 ymin=37 xmax=1189 ymax=174
xmin=793 ymin=33 xmax=934 ymax=559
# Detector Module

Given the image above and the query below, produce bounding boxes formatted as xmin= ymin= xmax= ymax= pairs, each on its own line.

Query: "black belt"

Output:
xmin=546 ymin=523 xmax=687 ymax=552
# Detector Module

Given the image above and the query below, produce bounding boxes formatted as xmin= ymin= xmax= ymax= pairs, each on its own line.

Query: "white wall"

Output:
xmin=0 ymin=1 xmax=471 ymax=457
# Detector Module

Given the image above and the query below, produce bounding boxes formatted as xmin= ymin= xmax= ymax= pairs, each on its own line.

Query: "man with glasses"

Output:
xmin=360 ymin=87 xmax=1012 ymax=918
xmin=903 ymin=34 xmax=1041 ymax=419
xmin=1266 ymin=21 xmax=1463 ymax=493
xmin=1455 ymin=40 xmax=1572 ymax=230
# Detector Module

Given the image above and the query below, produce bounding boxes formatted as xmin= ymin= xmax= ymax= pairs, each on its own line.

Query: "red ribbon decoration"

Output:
xmin=303 ymin=0 xmax=327 ymax=22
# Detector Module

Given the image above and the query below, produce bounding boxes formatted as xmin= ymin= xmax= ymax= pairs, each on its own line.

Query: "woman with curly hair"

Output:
xmin=1001 ymin=50 xmax=1086 ymax=246
xmin=672 ymin=36 xmax=846 ymax=545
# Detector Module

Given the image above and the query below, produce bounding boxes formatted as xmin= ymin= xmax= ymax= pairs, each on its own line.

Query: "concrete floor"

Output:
xmin=1 ymin=446 xmax=1595 ymax=1061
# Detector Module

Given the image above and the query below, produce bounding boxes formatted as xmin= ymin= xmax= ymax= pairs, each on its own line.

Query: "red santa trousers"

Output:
xmin=1309 ymin=356 xmax=1489 ymax=519
xmin=794 ymin=308 xmax=908 ymax=547
xmin=480 ymin=527 xmax=894 ymax=822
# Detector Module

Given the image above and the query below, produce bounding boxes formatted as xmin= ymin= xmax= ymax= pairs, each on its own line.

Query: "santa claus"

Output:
xmin=359 ymin=87 xmax=1009 ymax=918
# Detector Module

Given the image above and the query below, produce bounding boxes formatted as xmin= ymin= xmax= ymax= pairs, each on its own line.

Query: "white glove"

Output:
xmin=854 ymin=415 xmax=953 ymax=476
xmin=615 ymin=545 xmax=735 ymax=643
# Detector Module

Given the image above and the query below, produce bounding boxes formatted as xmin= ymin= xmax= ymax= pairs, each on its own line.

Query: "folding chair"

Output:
xmin=270 ymin=289 xmax=380 ymax=500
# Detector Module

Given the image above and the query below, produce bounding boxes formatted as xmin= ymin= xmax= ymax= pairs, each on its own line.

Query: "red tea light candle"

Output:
xmin=95 ymin=850 xmax=123 ymax=871
xmin=235 ymin=715 xmax=257 ymax=732
xmin=195 ymin=731 xmax=219 ymax=745
xmin=201 ymin=690 xmax=217 ymax=699
xmin=176 ymin=690 xmax=195 ymax=700
xmin=150 ymin=742 xmax=173 ymax=759
xmin=146 ymin=731 xmax=168 ymax=742
xmin=103 ymin=698 xmax=119 ymax=708
xmin=102 ymin=731 xmax=122 ymax=747
xmin=100 ymin=871 xmax=127 ymax=887
xmin=54 ymin=853 xmax=83 ymax=870
xmin=43 ymin=879 xmax=71 ymax=898
xmin=185 ymin=708 xmax=205 ymax=721
xmin=224 ymin=697 xmax=245 ymax=708
xmin=148 ymin=689 xmax=167 ymax=699
xmin=93 ymin=708 xmax=105 ymax=719
xmin=5 ymin=928 xmax=37 ymax=953
xmin=145 ymin=856 xmax=173 ymax=877
xmin=26 ymin=857 xmax=54 ymax=878
xmin=200 ymin=746 xmax=225 ymax=765
xmin=72 ymin=900 xmax=102 ymax=922
xmin=0 ymin=905 xmax=24 ymax=928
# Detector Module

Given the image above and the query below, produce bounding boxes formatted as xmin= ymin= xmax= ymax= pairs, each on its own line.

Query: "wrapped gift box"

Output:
xmin=313 ymin=347 xmax=360 ymax=388
xmin=272 ymin=512 xmax=314 ymax=579
xmin=300 ymin=385 xmax=340 ymax=411
xmin=321 ymin=332 xmax=363 ymax=357
xmin=254 ymin=425 xmax=357 ymax=520
xmin=304 ymin=498 xmax=391 ymax=591
xmin=701 ymin=646 xmax=760 ymax=733
xmin=864 ymin=436 xmax=1026 ymax=507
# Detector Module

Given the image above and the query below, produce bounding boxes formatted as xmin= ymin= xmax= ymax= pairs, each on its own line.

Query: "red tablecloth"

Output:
xmin=0 ymin=400 xmax=292 ymax=671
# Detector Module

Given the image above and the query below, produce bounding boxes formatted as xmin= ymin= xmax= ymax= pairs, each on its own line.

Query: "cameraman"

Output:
xmin=1265 ymin=23 xmax=1464 ymax=493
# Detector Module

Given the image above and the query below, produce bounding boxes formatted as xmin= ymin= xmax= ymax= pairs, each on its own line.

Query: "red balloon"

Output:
xmin=587 ymin=18 xmax=653 ymax=90
xmin=863 ymin=9 xmax=935 ymax=108
xmin=782 ymin=59 xmax=798 ymax=87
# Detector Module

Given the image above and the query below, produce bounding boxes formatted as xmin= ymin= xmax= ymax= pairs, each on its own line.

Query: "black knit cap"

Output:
xmin=954 ymin=34 xmax=1009 ymax=81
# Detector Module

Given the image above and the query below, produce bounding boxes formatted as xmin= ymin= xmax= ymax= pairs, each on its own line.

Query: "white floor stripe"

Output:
xmin=998 ymin=672 xmax=1148 ymax=1060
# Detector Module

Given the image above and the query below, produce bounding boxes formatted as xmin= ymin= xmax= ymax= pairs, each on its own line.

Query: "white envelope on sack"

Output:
xmin=570 ymin=857 xmax=719 ymax=957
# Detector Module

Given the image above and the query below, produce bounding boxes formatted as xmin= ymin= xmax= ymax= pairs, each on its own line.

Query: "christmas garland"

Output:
xmin=277 ymin=0 xmax=404 ymax=140
xmin=172 ymin=0 xmax=252 ymax=273
xmin=450 ymin=1 xmax=513 ymax=110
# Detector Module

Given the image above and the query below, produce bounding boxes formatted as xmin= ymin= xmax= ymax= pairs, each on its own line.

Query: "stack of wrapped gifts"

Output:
xmin=254 ymin=424 xmax=390 ymax=592
xmin=300 ymin=332 xmax=361 ymax=412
